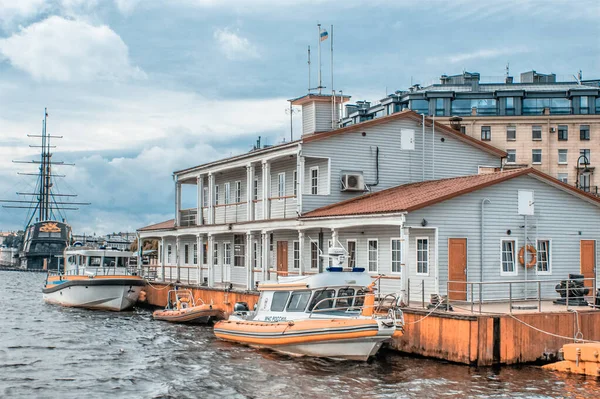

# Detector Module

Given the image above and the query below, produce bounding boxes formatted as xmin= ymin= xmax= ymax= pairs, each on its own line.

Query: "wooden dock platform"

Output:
xmin=143 ymin=282 xmax=600 ymax=366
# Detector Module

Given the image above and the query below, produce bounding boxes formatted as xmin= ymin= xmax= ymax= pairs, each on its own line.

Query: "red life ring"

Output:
xmin=518 ymin=245 xmax=537 ymax=268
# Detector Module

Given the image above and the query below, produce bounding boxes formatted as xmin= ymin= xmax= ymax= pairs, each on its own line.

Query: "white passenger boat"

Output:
xmin=214 ymin=249 xmax=404 ymax=361
xmin=42 ymin=247 xmax=145 ymax=311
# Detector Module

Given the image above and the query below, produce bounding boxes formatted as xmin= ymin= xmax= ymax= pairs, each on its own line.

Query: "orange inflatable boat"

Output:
xmin=153 ymin=289 xmax=226 ymax=324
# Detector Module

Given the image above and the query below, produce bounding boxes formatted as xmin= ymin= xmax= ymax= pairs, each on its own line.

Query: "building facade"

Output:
xmin=138 ymin=93 xmax=600 ymax=303
xmin=340 ymin=70 xmax=600 ymax=194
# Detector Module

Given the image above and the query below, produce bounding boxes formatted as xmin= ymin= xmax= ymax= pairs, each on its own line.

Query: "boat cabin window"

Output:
xmin=286 ymin=291 xmax=311 ymax=312
xmin=354 ymin=289 xmax=365 ymax=308
xmin=308 ymin=289 xmax=336 ymax=311
xmin=103 ymin=257 xmax=116 ymax=267
xmin=335 ymin=288 xmax=355 ymax=310
xmin=270 ymin=291 xmax=290 ymax=312
xmin=89 ymin=256 xmax=102 ymax=267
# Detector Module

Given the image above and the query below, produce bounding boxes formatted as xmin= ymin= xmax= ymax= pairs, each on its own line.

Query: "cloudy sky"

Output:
xmin=0 ymin=0 xmax=598 ymax=235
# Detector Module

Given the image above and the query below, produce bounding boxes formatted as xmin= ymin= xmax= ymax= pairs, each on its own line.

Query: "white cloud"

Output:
xmin=113 ymin=0 xmax=141 ymax=15
xmin=0 ymin=16 xmax=145 ymax=81
xmin=0 ymin=0 xmax=47 ymax=27
xmin=213 ymin=27 xmax=259 ymax=61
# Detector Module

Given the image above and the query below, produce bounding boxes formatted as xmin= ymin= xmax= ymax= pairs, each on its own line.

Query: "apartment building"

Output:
xmin=340 ymin=70 xmax=600 ymax=194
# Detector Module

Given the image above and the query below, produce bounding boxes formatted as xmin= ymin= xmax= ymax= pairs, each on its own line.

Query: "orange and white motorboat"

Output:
xmin=153 ymin=289 xmax=226 ymax=323
xmin=42 ymin=247 xmax=145 ymax=311
xmin=214 ymin=249 xmax=403 ymax=361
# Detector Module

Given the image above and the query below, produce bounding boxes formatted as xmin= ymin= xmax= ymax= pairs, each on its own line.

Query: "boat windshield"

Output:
xmin=286 ymin=291 xmax=311 ymax=312
xmin=271 ymin=291 xmax=290 ymax=312
xmin=308 ymin=289 xmax=335 ymax=311
xmin=335 ymin=288 xmax=355 ymax=310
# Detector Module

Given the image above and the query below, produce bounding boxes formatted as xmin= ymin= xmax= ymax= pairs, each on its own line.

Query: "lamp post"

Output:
xmin=575 ymin=154 xmax=591 ymax=191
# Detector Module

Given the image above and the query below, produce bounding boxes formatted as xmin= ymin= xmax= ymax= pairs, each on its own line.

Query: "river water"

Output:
xmin=0 ymin=271 xmax=598 ymax=399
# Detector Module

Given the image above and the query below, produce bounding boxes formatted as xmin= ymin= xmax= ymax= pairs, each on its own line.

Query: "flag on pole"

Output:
xmin=320 ymin=28 xmax=328 ymax=42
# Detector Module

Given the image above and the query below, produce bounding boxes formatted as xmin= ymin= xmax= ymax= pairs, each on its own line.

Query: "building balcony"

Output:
xmin=179 ymin=208 xmax=197 ymax=227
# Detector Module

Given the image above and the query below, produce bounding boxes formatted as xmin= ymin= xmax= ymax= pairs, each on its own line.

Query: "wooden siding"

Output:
xmin=302 ymin=102 xmax=316 ymax=135
xmin=301 ymin=118 xmax=501 ymax=213
xmin=406 ymin=174 xmax=600 ymax=300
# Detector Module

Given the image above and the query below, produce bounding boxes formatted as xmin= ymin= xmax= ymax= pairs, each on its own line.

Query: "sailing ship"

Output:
xmin=0 ymin=109 xmax=89 ymax=270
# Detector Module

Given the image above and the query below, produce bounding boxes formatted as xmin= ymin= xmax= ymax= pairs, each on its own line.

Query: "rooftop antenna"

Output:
xmin=330 ymin=24 xmax=335 ymax=129
xmin=573 ymin=70 xmax=582 ymax=84
xmin=285 ymin=102 xmax=300 ymax=141
xmin=307 ymin=45 xmax=311 ymax=92
xmin=506 ymin=62 xmax=510 ymax=78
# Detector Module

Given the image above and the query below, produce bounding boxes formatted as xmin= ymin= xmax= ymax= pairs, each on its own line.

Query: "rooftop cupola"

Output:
xmin=290 ymin=93 xmax=351 ymax=135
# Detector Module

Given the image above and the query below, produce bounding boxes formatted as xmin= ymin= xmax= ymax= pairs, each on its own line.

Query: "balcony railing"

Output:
xmin=580 ymin=185 xmax=599 ymax=196
xmin=214 ymin=202 xmax=247 ymax=224
xmin=179 ymin=208 xmax=197 ymax=227
xmin=268 ymin=195 xmax=297 ymax=219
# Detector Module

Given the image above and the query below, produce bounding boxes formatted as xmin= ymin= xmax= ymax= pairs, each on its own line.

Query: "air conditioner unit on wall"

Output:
xmin=550 ymin=127 xmax=556 ymax=133
xmin=341 ymin=173 xmax=365 ymax=192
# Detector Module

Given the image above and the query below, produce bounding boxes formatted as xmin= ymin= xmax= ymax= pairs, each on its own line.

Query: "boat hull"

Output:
xmin=42 ymin=277 xmax=145 ymax=311
xmin=214 ymin=318 xmax=397 ymax=361
xmin=153 ymin=306 xmax=226 ymax=324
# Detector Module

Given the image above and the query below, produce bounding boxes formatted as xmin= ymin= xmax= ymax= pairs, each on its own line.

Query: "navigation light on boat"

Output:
xmin=352 ymin=267 xmax=366 ymax=272
xmin=326 ymin=267 xmax=344 ymax=272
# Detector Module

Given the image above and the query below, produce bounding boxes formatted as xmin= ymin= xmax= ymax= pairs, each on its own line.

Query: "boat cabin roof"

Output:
xmin=257 ymin=270 xmax=373 ymax=292
xmin=65 ymin=248 xmax=134 ymax=258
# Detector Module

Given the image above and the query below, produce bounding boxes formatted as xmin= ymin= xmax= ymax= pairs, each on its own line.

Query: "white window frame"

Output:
xmin=253 ymin=178 xmax=259 ymax=201
xmin=213 ymin=242 xmax=219 ymax=265
xmin=167 ymin=244 xmax=172 ymax=264
xmin=506 ymin=126 xmax=516 ymax=141
xmin=214 ymin=185 xmax=219 ymax=205
xmin=193 ymin=243 xmax=198 ymax=265
xmin=557 ymin=173 xmax=569 ymax=184
xmin=500 ymin=238 xmax=518 ymax=276
xmin=203 ymin=186 xmax=209 ymax=207
xmin=390 ymin=238 xmax=403 ymax=274
xmin=224 ymin=182 xmax=231 ymax=205
xmin=506 ymin=149 xmax=516 ymax=164
xmin=293 ymin=170 xmax=298 ymax=197
xmin=310 ymin=166 xmax=319 ymax=195
xmin=278 ymin=172 xmax=286 ymax=199
xmin=532 ymin=126 xmax=542 ymax=141
xmin=235 ymin=181 xmax=242 ymax=203
xmin=293 ymin=240 xmax=300 ymax=269
xmin=558 ymin=149 xmax=568 ymax=165
xmin=535 ymin=239 xmax=552 ymax=275
xmin=416 ymin=237 xmax=429 ymax=276
xmin=532 ymin=149 xmax=542 ymax=165
xmin=310 ymin=240 xmax=319 ymax=269
xmin=184 ymin=243 xmax=189 ymax=265
xmin=367 ymin=239 xmax=378 ymax=273
xmin=346 ymin=239 xmax=357 ymax=268
xmin=253 ymin=241 xmax=258 ymax=268
xmin=224 ymin=241 xmax=232 ymax=265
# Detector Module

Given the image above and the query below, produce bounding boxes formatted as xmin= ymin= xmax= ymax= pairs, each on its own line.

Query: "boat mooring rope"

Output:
xmin=145 ymin=281 xmax=172 ymax=290
xmin=404 ymin=299 xmax=446 ymax=325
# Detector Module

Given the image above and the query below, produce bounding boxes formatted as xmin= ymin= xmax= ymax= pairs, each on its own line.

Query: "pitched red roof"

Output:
xmin=302 ymin=168 xmax=600 ymax=219
xmin=303 ymin=109 xmax=507 ymax=158
xmin=138 ymin=219 xmax=175 ymax=232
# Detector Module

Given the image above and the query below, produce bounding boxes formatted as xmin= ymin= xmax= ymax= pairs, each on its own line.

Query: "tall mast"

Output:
xmin=317 ymin=23 xmax=322 ymax=94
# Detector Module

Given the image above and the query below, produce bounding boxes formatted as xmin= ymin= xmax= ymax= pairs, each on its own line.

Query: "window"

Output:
xmin=506 ymin=97 xmax=515 ymax=115
xmin=367 ymin=239 xmax=378 ymax=272
xmin=235 ymin=181 xmax=242 ymax=203
xmin=558 ymin=149 xmax=568 ymax=164
xmin=286 ymin=291 xmax=311 ymax=312
xmin=580 ymin=149 xmax=591 ymax=163
xmin=214 ymin=185 xmax=219 ymax=205
xmin=193 ymin=243 xmax=198 ymax=265
xmin=271 ymin=291 xmax=290 ymax=312
xmin=310 ymin=167 xmax=319 ymax=195
xmin=293 ymin=170 xmax=298 ymax=196
xmin=213 ymin=243 xmax=219 ymax=265
xmin=580 ymin=97 xmax=589 ymax=114
xmin=253 ymin=178 xmax=259 ymax=201
xmin=391 ymin=238 xmax=402 ymax=273
xmin=532 ymin=149 xmax=542 ymax=164
xmin=293 ymin=241 xmax=300 ymax=269
xmin=580 ymin=125 xmax=590 ymax=140
xmin=253 ymin=241 xmax=258 ymax=268
xmin=203 ymin=187 xmax=208 ymax=207
xmin=335 ymin=288 xmax=356 ymax=310
xmin=416 ymin=238 xmax=428 ymax=275
xmin=203 ymin=242 xmax=207 ymax=264
xmin=460 ymin=126 xmax=466 ymax=134
xmin=347 ymin=240 xmax=357 ymax=268
xmin=506 ymin=149 xmax=516 ymax=164
xmin=234 ymin=235 xmax=245 ymax=267
xmin=310 ymin=241 xmax=319 ymax=269
xmin=411 ymin=99 xmax=429 ymax=115
xmin=506 ymin=126 xmax=516 ymax=141
xmin=523 ymin=98 xmax=571 ymax=115
xmin=184 ymin=244 xmax=189 ymax=264
xmin=309 ymin=289 xmax=335 ymax=311
xmin=558 ymin=173 xmax=568 ymax=183
xmin=435 ymin=98 xmax=444 ymax=116
xmin=224 ymin=242 xmax=232 ymax=265
xmin=532 ymin=126 xmax=542 ymax=141
xmin=536 ymin=240 xmax=551 ymax=274
xmin=558 ymin=125 xmax=568 ymax=141
xmin=278 ymin=172 xmax=285 ymax=198
xmin=501 ymin=239 xmax=517 ymax=276
xmin=481 ymin=126 xmax=491 ymax=141
xmin=224 ymin=182 xmax=231 ymax=204
xmin=167 ymin=244 xmax=172 ymax=264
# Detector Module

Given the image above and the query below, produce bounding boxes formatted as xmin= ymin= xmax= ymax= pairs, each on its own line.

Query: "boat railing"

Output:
xmin=308 ymin=293 xmax=402 ymax=321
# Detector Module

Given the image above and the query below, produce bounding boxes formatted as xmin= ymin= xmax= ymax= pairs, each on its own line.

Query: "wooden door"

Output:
xmin=277 ymin=241 xmax=288 ymax=276
xmin=580 ymin=240 xmax=596 ymax=288
xmin=448 ymin=238 xmax=467 ymax=301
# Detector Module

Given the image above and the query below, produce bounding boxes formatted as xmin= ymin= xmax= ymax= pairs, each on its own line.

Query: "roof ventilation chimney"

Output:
xmin=290 ymin=93 xmax=351 ymax=135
